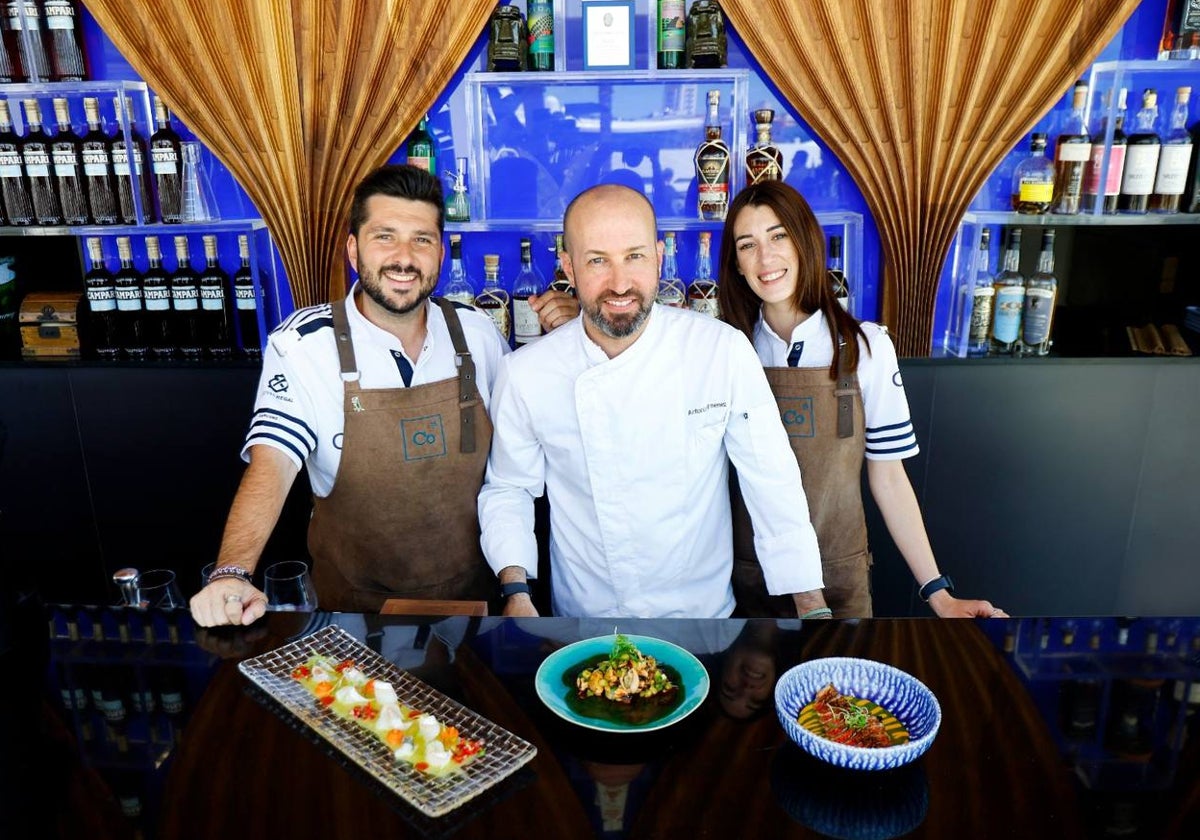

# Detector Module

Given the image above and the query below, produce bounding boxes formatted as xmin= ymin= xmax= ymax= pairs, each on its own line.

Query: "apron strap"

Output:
xmin=834 ymin=341 xmax=856 ymax=439
xmin=330 ymin=297 xmax=360 ymax=380
xmin=434 ymin=297 xmax=478 ymax=455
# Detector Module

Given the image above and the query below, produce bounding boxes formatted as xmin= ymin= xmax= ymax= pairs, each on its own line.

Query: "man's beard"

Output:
xmin=583 ymin=290 xmax=652 ymax=338
xmin=360 ymin=263 xmax=435 ymax=316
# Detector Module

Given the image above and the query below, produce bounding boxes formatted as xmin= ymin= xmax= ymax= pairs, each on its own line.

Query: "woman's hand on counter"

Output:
xmin=190 ymin=579 xmax=268 ymax=627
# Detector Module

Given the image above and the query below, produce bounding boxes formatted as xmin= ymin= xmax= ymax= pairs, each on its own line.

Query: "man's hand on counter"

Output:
xmin=190 ymin=579 xmax=268 ymax=627
xmin=530 ymin=290 xmax=579 ymax=333
xmin=502 ymin=591 xmax=539 ymax=617
xmin=929 ymin=590 xmax=1009 ymax=618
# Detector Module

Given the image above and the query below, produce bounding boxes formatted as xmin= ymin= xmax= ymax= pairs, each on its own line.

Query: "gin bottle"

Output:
xmin=1011 ymin=133 xmax=1054 ymax=214
xmin=474 ymin=253 xmax=511 ymax=343
xmin=694 ymin=90 xmax=729 ymax=221
xmin=688 ymin=231 xmax=720 ymax=318
xmin=512 ymin=237 xmax=546 ymax=345
xmin=656 ymin=230 xmax=686 ymax=308
xmin=1020 ymin=229 xmax=1057 ymax=357
xmin=1150 ymin=86 xmax=1193 ymax=213
xmin=444 ymin=156 xmax=470 ymax=222
xmin=990 ymin=227 xmax=1025 ymax=356
xmin=404 ymin=113 xmax=435 ymax=175
xmin=745 ymin=109 xmax=783 ymax=184
xmin=957 ymin=227 xmax=994 ymax=358
xmin=441 ymin=234 xmax=476 ymax=307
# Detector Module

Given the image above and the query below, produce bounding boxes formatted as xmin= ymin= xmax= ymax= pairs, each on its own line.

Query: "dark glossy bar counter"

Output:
xmin=8 ymin=609 xmax=1200 ymax=839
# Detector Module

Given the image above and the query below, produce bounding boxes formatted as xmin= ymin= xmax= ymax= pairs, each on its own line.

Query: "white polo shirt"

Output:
xmin=752 ymin=313 xmax=919 ymax=460
xmin=479 ymin=304 xmax=824 ymax=619
xmin=242 ymin=286 xmax=511 ymax=497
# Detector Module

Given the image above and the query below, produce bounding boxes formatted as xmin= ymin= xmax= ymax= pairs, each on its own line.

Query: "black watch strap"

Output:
xmin=919 ymin=574 xmax=955 ymax=602
xmin=500 ymin=581 xmax=532 ymax=600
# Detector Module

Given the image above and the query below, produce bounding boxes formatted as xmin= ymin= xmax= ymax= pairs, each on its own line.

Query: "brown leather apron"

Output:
xmin=306 ymin=296 xmax=498 ymax=613
xmin=731 ymin=349 xmax=873 ymax=618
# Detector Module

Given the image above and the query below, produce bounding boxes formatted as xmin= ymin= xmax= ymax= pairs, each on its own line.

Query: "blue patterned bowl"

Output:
xmin=774 ymin=657 xmax=941 ymax=772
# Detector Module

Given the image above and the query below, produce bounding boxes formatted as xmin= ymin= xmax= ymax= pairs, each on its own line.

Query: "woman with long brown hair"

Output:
xmin=718 ymin=180 xmax=1003 ymax=619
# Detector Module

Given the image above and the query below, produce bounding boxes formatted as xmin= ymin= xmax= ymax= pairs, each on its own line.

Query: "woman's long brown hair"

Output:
xmin=717 ymin=181 xmax=868 ymax=379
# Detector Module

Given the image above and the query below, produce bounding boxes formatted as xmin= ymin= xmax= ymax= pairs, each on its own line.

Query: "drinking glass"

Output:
xmin=134 ymin=569 xmax=186 ymax=610
xmin=263 ymin=561 xmax=318 ymax=612
xmin=199 ymin=562 xmax=215 ymax=591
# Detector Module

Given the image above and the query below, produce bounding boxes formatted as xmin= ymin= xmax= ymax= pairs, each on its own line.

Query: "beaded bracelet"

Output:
xmin=799 ymin=607 xmax=834 ymax=620
xmin=206 ymin=565 xmax=254 ymax=585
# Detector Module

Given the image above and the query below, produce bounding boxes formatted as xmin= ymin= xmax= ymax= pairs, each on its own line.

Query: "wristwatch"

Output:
xmin=500 ymin=581 xmax=532 ymax=600
xmin=919 ymin=574 xmax=955 ymax=602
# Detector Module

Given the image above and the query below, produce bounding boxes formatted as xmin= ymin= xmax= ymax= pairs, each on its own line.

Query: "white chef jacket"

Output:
xmin=242 ymin=285 xmax=511 ymax=497
xmin=753 ymin=313 xmax=919 ymax=460
xmin=478 ymin=304 xmax=823 ymax=618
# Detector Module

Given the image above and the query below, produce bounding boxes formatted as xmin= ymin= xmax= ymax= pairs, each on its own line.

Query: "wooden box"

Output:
xmin=20 ymin=292 xmax=82 ymax=359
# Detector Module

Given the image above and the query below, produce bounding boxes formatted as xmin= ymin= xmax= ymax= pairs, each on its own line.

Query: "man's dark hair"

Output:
xmin=349 ymin=164 xmax=445 ymax=236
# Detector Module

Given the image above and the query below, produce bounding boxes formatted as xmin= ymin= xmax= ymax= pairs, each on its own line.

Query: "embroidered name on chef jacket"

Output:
xmin=400 ymin=414 xmax=447 ymax=461
xmin=777 ymin=397 xmax=815 ymax=437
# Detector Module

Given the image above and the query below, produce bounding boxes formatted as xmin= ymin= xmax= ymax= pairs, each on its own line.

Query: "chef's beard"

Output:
xmin=583 ymin=291 xmax=652 ymax=339
xmin=359 ymin=262 xmax=436 ymax=316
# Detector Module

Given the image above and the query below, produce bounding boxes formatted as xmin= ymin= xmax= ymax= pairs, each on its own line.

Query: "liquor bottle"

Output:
xmin=1118 ymin=89 xmax=1160 ymax=214
xmin=20 ymin=98 xmax=63 ymax=225
xmin=42 ymin=0 xmax=86 ymax=81
xmin=828 ymin=235 xmax=849 ymax=310
xmin=444 ymin=155 xmax=470 ymax=223
xmin=0 ymin=8 xmax=14 ymax=82
xmin=113 ymin=236 xmax=148 ymax=359
xmin=6 ymin=1 xmax=51 ymax=81
xmin=656 ymin=230 xmax=687 ymax=308
xmin=441 ymin=234 xmax=476 ymax=307
xmin=80 ymin=98 xmax=119 ymax=225
xmin=1159 ymin=0 xmax=1200 ymax=59
xmin=684 ymin=0 xmax=726 ymax=69
xmin=142 ymin=236 xmax=174 ymax=357
xmin=688 ymin=231 xmax=720 ymax=317
xmin=1020 ymin=229 xmax=1057 ymax=357
xmin=1150 ymin=86 xmax=1194 ymax=213
xmin=548 ymin=232 xmax=574 ymax=294
xmin=746 ymin=108 xmax=783 ymax=185
xmin=1010 ymin=133 xmax=1054 ymax=214
xmin=512 ymin=237 xmax=546 ymax=345
xmin=404 ymin=112 xmax=435 ymax=175
xmin=50 ymin=97 xmax=87 ymax=225
xmin=170 ymin=235 xmax=202 ymax=358
xmin=695 ymin=90 xmax=730 ymax=221
xmin=150 ymin=96 xmax=183 ymax=223
xmin=83 ymin=237 xmax=119 ymax=359
xmin=990 ymin=227 xmax=1025 ymax=356
xmin=486 ymin=4 xmax=527 ymax=71
xmin=0 ymin=99 xmax=34 ymax=225
xmin=1186 ymin=117 xmax=1200 ymax=213
xmin=198 ymin=234 xmax=233 ymax=357
xmin=1082 ymin=87 xmax=1127 ymax=214
xmin=474 ymin=253 xmax=511 ymax=342
xmin=526 ymin=1 xmax=554 ymax=71
xmin=112 ymin=95 xmax=155 ymax=224
xmin=957 ymin=227 xmax=994 ymax=358
xmin=657 ymin=0 xmax=685 ymax=69
xmin=233 ymin=234 xmax=262 ymax=359
xmin=1051 ymin=81 xmax=1091 ymax=215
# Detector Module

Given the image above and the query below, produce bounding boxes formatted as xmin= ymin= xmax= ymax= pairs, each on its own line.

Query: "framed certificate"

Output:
xmin=582 ymin=0 xmax=635 ymax=70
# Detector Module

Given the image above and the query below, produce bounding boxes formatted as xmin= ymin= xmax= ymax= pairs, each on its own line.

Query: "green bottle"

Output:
xmin=527 ymin=1 xmax=554 ymax=71
xmin=405 ymin=113 xmax=436 ymax=175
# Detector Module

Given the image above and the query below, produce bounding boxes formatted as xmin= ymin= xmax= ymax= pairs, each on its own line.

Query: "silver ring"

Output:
xmin=225 ymin=594 xmax=243 ymax=604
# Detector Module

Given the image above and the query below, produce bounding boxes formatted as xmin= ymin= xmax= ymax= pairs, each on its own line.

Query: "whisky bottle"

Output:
xmin=1051 ymin=81 xmax=1091 ymax=215
xmin=474 ymin=253 xmax=511 ymax=342
xmin=198 ymin=234 xmax=233 ymax=357
xmin=20 ymin=99 xmax=62 ymax=224
xmin=0 ymin=99 xmax=34 ymax=225
xmin=526 ymin=1 xmax=554 ymax=71
xmin=746 ymin=109 xmax=783 ymax=185
xmin=1118 ymin=89 xmax=1160 ymax=214
xmin=695 ymin=90 xmax=730 ymax=221
xmin=1159 ymin=0 xmax=1200 ymax=59
xmin=233 ymin=234 xmax=262 ymax=359
xmin=486 ymin=4 xmax=527 ymax=71
xmin=512 ymin=237 xmax=546 ymax=345
xmin=81 ymin=98 xmax=119 ymax=225
xmin=990 ymin=227 xmax=1025 ymax=356
xmin=828 ymin=234 xmax=849 ymax=310
xmin=444 ymin=156 xmax=470 ymax=222
xmin=113 ymin=236 xmax=148 ymax=359
xmin=150 ymin=96 xmax=183 ymax=223
xmin=50 ymin=97 xmax=87 ymax=224
xmin=657 ymin=0 xmax=685 ymax=69
xmin=6 ymin=1 xmax=51 ymax=81
xmin=170 ymin=235 xmax=202 ymax=358
xmin=959 ymin=227 xmax=994 ymax=358
xmin=404 ymin=113 xmax=435 ymax=175
xmin=83 ymin=237 xmax=119 ymax=359
xmin=1010 ymin=133 xmax=1054 ymax=214
xmin=142 ymin=236 xmax=174 ymax=358
xmin=42 ymin=0 xmax=86 ymax=82
xmin=112 ymin=95 xmax=155 ymax=223
xmin=688 ymin=231 xmax=720 ymax=318
xmin=548 ymin=232 xmax=574 ymax=294
xmin=1020 ymin=229 xmax=1057 ymax=357
xmin=656 ymin=230 xmax=686 ymax=307
xmin=685 ymin=0 xmax=726 ymax=68
xmin=441 ymin=234 xmax=476 ymax=307
xmin=1082 ymin=87 xmax=1127 ymax=214
xmin=1150 ymin=86 xmax=1193 ymax=213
